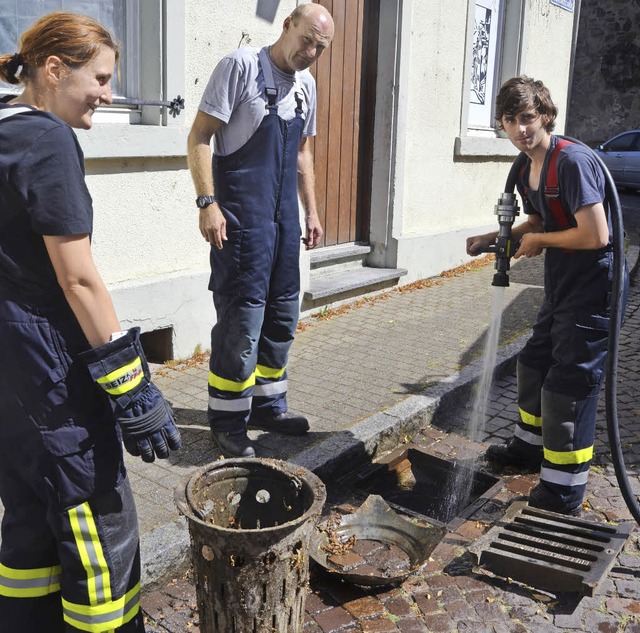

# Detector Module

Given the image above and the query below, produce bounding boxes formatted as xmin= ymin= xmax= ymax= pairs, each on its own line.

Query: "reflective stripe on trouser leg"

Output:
xmin=61 ymin=481 xmax=142 ymax=632
xmin=0 ymin=456 xmax=62 ymax=600
xmin=513 ymin=294 xmax=555 ymax=456
xmin=513 ymin=358 xmax=545 ymax=456
xmin=0 ymin=446 xmax=66 ymax=631
xmin=0 ymin=487 xmax=142 ymax=633
xmin=538 ymin=387 xmax=599 ymax=509
xmin=252 ymin=297 xmax=299 ymax=416
xmin=208 ymin=298 xmax=266 ymax=433
xmin=0 ymin=562 xmax=61 ymax=598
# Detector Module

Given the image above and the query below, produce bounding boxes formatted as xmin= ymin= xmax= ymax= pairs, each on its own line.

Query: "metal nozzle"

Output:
xmin=491 ymin=192 xmax=520 ymax=287
xmin=492 ymin=271 xmax=510 ymax=287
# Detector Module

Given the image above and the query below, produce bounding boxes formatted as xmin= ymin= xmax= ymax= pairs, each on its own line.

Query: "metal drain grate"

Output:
xmin=468 ymin=501 xmax=633 ymax=596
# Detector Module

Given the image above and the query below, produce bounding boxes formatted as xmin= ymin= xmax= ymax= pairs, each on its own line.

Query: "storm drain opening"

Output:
xmin=351 ymin=444 xmax=502 ymax=527
xmin=468 ymin=501 xmax=633 ymax=596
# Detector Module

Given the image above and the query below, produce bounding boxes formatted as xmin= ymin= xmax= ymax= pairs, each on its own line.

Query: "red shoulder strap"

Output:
xmin=544 ymin=138 xmax=574 ymax=228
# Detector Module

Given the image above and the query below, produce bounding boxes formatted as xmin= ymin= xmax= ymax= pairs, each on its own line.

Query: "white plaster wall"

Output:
xmin=86 ymin=161 xmax=200 ymax=283
xmin=77 ymin=0 xmax=577 ymax=357
xmin=518 ymin=0 xmax=575 ymax=134
xmin=398 ymin=0 xmax=575 ymax=242
xmin=81 ymin=1 xmax=299 ymax=358
xmin=184 ymin=0 xmax=299 ymax=123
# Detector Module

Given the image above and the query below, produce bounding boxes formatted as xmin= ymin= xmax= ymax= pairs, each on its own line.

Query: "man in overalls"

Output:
xmin=466 ymin=77 xmax=627 ymax=516
xmin=188 ymin=4 xmax=334 ymax=457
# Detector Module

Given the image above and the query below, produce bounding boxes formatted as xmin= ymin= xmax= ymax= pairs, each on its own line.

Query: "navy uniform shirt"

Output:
xmin=0 ymin=102 xmax=93 ymax=302
xmin=518 ymin=135 xmax=607 ymax=233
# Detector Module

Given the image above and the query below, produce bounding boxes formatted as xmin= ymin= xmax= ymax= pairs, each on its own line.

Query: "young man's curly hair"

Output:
xmin=495 ymin=76 xmax=558 ymax=132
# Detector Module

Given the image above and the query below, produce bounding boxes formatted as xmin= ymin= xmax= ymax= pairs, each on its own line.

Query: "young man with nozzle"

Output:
xmin=466 ymin=76 xmax=627 ymax=516
xmin=188 ymin=4 xmax=334 ymax=458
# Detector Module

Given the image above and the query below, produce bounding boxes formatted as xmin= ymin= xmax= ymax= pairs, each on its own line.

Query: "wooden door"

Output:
xmin=311 ymin=0 xmax=379 ymax=247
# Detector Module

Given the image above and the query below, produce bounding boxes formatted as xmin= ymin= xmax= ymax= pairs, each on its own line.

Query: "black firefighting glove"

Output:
xmin=78 ymin=327 xmax=182 ymax=462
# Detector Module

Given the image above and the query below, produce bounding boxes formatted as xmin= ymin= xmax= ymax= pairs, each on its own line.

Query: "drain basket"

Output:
xmin=175 ymin=458 xmax=326 ymax=633
xmin=351 ymin=445 xmax=502 ymax=527
xmin=311 ymin=495 xmax=445 ymax=586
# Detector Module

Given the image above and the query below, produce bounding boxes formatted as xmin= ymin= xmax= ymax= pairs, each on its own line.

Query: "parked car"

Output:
xmin=594 ymin=130 xmax=640 ymax=191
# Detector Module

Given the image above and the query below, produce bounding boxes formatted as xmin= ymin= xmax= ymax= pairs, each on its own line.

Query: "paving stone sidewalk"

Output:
xmin=127 ymin=253 xmax=545 ymax=542
xmin=139 ymin=213 xmax=640 ymax=631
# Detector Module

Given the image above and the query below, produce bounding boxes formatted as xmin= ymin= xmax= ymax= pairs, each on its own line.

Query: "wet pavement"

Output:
xmin=138 ymin=192 xmax=640 ymax=632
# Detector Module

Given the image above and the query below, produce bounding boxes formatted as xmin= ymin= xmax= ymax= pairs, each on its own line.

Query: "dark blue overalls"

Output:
xmin=0 ymin=107 xmax=143 ymax=632
xmin=207 ymin=49 xmax=304 ymax=433
xmin=511 ymin=138 xmax=628 ymax=511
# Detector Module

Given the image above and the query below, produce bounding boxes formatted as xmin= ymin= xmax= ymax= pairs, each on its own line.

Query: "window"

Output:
xmin=0 ymin=1 xmax=186 ymax=158
xmin=468 ymin=0 xmax=504 ymax=130
xmin=456 ymin=0 xmax=525 ymax=157
xmin=605 ymin=133 xmax=640 ymax=153
xmin=1 ymin=2 xmax=136 ymax=106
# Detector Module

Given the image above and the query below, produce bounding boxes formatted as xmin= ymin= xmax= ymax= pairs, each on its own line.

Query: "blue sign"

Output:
xmin=550 ymin=0 xmax=574 ymax=11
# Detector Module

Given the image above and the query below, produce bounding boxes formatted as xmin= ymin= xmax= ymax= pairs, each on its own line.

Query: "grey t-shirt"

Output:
xmin=199 ymin=45 xmax=317 ymax=156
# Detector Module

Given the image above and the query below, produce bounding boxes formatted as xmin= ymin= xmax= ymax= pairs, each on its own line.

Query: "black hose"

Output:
xmin=504 ymin=151 xmax=529 ymax=194
xmin=507 ymin=135 xmax=639 ymax=524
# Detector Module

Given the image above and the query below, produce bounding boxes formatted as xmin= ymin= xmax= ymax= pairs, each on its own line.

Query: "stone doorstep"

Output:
xmin=308 ymin=242 xmax=372 ymax=267
xmin=304 ymin=266 xmax=409 ymax=301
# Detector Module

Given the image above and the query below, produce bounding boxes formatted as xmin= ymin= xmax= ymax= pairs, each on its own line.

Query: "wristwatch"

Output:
xmin=196 ymin=195 xmax=217 ymax=209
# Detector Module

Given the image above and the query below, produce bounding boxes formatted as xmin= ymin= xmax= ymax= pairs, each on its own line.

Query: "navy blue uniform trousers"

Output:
xmin=0 ymin=289 xmax=143 ymax=632
xmin=207 ymin=60 xmax=304 ymax=434
xmin=513 ymin=247 xmax=627 ymax=509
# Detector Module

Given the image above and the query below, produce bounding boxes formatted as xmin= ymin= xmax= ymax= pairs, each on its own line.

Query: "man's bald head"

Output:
xmin=270 ymin=3 xmax=334 ymax=73
xmin=290 ymin=3 xmax=335 ymax=39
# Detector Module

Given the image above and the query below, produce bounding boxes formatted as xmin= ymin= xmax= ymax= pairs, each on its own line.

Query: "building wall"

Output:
xmin=80 ymin=1 xmax=298 ymax=359
xmin=393 ymin=0 xmax=576 ymax=283
xmin=76 ymin=0 xmax=578 ymax=358
xmin=566 ymin=0 xmax=640 ymax=146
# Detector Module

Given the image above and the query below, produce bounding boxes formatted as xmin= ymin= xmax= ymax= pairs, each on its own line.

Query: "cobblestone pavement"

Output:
xmin=141 ymin=396 xmax=640 ymax=633
xmin=142 ymin=416 xmax=640 ymax=632
xmin=140 ymin=192 xmax=640 ymax=632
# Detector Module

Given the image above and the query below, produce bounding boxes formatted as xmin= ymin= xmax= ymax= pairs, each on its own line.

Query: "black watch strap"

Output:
xmin=196 ymin=195 xmax=217 ymax=209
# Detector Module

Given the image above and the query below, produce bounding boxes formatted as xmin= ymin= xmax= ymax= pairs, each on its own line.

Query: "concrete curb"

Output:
xmin=140 ymin=332 xmax=531 ymax=591
xmin=292 ymin=332 xmax=529 ymax=479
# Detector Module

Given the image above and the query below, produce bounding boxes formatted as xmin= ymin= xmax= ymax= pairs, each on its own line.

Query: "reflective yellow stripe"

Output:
xmin=208 ymin=364 xmax=285 ymax=393
xmin=96 ymin=358 xmax=144 ymax=395
xmin=519 ymin=407 xmax=542 ymax=428
xmin=0 ymin=562 xmax=61 ymax=598
xmin=544 ymin=445 xmax=594 ymax=465
xmin=209 ymin=370 xmax=255 ymax=393
xmin=69 ymin=503 xmax=112 ymax=606
xmin=0 ymin=563 xmax=62 ymax=580
xmin=255 ymin=364 xmax=285 ymax=380
xmin=63 ymin=582 xmax=140 ymax=632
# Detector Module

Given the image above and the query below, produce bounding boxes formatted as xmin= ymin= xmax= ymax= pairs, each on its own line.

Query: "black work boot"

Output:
xmin=527 ymin=483 xmax=582 ymax=516
xmin=485 ymin=439 xmax=542 ymax=473
xmin=247 ymin=411 xmax=309 ymax=436
xmin=212 ymin=430 xmax=256 ymax=457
